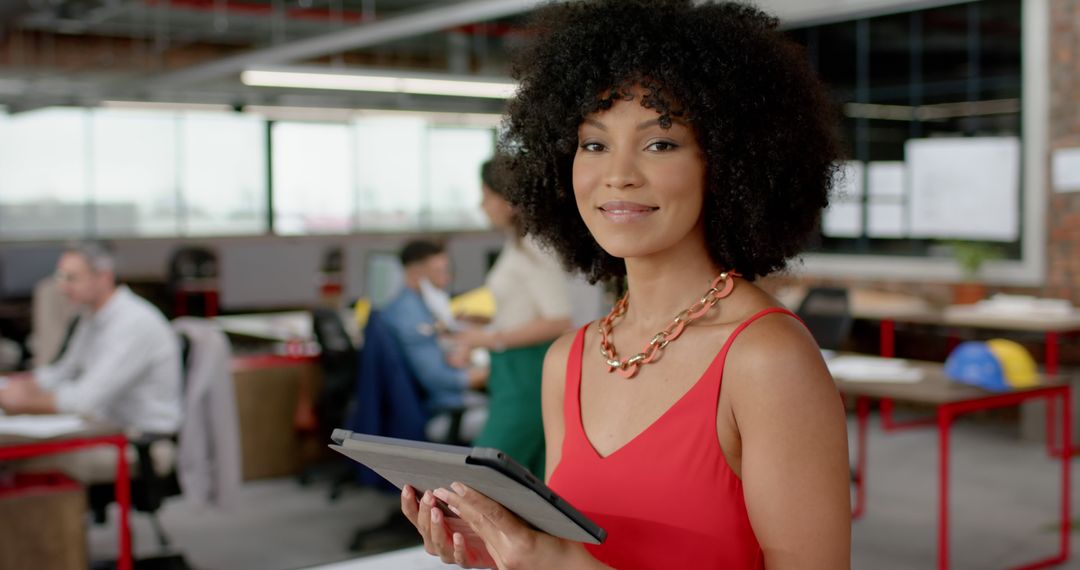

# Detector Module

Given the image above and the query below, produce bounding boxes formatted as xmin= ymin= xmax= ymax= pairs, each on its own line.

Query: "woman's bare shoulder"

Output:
xmin=720 ymin=309 xmax=834 ymax=403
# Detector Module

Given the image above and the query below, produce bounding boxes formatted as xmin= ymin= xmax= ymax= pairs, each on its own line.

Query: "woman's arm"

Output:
xmin=456 ymin=316 xmax=572 ymax=352
xmin=542 ymin=330 xmax=576 ymax=481
xmin=724 ymin=314 xmax=852 ymax=569
xmin=400 ymin=329 xmax=610 ymax=569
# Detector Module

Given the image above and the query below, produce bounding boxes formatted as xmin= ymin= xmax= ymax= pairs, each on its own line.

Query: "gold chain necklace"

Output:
xmin=599 ymin=271 xmax=740 ymax=379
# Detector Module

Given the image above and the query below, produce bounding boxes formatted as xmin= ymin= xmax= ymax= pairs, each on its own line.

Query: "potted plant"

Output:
xmin=948 ymin=240 xmax=1001 ymax=304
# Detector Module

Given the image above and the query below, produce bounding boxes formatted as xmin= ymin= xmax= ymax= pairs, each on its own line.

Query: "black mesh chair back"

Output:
xmin=795 ymin=287 xmax=853 ymax=351
xmin=310 ymin=308 xmax=357 ymax=439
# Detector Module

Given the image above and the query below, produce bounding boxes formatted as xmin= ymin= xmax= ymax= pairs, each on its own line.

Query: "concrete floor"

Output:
xmin=88 ymin=413 xmax=1080 ymax=569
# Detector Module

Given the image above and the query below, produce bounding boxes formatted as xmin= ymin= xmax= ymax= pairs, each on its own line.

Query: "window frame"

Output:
xmin=795 ymin=0 xmax=1046 ymax=286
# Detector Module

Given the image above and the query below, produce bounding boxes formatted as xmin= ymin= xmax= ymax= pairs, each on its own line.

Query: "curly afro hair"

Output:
xmin=499 ymin=0 xmax=841 ymax=283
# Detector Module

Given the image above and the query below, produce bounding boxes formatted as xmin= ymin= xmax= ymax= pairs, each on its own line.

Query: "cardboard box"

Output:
xmin=0 ymin=472 xmax=88 ymax=570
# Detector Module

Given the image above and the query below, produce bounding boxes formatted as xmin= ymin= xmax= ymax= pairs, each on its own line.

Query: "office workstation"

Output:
xmin=0 ymin=0 xmax=1077 ymax=569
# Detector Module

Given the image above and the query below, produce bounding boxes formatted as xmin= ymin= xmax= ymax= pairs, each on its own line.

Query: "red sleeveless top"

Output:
xmin=549 ymin=308 xmax=794 ymax=570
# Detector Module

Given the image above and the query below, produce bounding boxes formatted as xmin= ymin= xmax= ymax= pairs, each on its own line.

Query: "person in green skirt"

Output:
xmin=451 ymin=158 xmax=573 ymax=478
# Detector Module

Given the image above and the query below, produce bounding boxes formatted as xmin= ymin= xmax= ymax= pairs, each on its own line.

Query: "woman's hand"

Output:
xmin=453 ymin=328 xmax=494 ymax=351
xmin=402 ymin=483 xmax=602 ymax=570
xmin=402 ymin=484 xmax=496 ymax=568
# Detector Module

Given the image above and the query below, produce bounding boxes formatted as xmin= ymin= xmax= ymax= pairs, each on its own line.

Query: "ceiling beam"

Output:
xmin=152 ymin=0 xmax=544 ymax=87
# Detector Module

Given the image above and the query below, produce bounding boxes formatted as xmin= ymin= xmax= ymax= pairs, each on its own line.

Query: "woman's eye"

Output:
xmin=579 ymin=141 xmax=605 ymax=152
xmin=646 ymin=140 xmax=679 ymax=152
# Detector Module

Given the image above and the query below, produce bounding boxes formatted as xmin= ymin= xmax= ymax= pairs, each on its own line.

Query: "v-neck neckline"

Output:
xmin=574 ymin=325 xmax=733 ymax=461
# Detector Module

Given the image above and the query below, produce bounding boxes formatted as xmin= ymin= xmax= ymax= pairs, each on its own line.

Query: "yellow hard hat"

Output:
xmin=986 ymin=339 xmax=1038 ymax=389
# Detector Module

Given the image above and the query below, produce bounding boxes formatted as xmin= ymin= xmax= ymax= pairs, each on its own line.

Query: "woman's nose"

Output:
xmin=603 ymin=148 xmax=644 ymax=190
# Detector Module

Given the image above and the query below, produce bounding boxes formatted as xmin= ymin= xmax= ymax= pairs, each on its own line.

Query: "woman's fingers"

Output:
xmin=429 ymin=505 xmax=459 ymax=565
xmin=435 ymin=482 xmax=531 ymax=564
xmin=416 ymin=491 xmax=437 ymax=555
xmin=401 ymin=485 xmax=421 ymax=528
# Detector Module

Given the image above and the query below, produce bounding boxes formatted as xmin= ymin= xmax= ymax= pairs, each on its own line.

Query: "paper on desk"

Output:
xmin=949 ymin=294 xmax=1078 ymax=318
xmin=827 ymin=356 xmax=924 ymax=383
xmin=0 ymin=414 xmax=88 ymax=438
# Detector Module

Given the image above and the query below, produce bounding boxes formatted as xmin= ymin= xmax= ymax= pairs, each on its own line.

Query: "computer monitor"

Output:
xmin=364 ymin=251 xmax=404 ymax=308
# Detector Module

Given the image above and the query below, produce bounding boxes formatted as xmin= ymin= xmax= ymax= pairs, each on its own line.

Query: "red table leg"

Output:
xmin=1047 ymin=397 xmax=1059 ymax=457
xmin=934 ymin=387 xmax=1071 ymax=570
xmin=1059 ymin=391 xmax=1072 ymax=565
xmin=1045 ymin=331 xmax=1060 ymax=377
xmin=937 ymin=408 xmax=952 ymax=570
xmin=852 ymin=396 xmax=869 ymax=520
xmin=880 ymin=319 xmax=895 ymax=358
xmin=113 ymin=437 xmax=132 ymax=570
xmin=206 ymin=290 xmax=219 ymax=317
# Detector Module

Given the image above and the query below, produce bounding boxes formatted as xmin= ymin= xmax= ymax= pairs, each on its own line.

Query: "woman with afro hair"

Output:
xmin=402 ymin=1 xmax=852 ymax=568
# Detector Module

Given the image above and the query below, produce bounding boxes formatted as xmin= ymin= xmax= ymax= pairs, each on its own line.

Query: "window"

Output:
xmin=354 ymin=117 xmax=426 ymax=230
xmin=91 ymin=109 xmax=180 ymax=236
xmin=0 ymin=108 xmax=90 ymax=239
xmin=183 ymin=112 xmax=268 ymax=236
xmin=425 ymin=126 xmax=494 ymax=229
xmin=0 ymin=108 xmax=498 ymax=240
xmin=272 ymin=122 xmax=354 ymax=235
xmin=788 ymin=0 xmax=1023 ymax=259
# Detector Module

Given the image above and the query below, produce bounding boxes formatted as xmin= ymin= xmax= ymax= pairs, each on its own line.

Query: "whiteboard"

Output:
xmin=868 ymin=203 xmax=905 ymax=238
xmin=907 ymin=137 xmax=1020 ymax=241
xmin=868 ymin=161 xmax=905 ymax=198
xmin=822 ymin=161 xmax=864 ymax=238
xmin=1052 ymin=147 xmax=1080 ymax=193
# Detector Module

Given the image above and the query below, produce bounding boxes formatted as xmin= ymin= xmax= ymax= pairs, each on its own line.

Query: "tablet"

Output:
xmin=329 ymin=429 xmax=606 ymax=544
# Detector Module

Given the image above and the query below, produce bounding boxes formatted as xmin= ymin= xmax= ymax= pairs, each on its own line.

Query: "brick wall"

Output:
xmin=1048 ymin=0 xmax=1080 ymax=303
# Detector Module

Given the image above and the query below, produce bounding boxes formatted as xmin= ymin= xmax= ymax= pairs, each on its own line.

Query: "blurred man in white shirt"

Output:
xmin=0 ymin=242 xmax=181 ymax=481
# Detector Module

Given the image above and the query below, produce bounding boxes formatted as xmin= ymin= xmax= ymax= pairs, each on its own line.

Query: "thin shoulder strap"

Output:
xmin=710 ymin=307 xmax=803 ymax=391
xmin=562 ymin=324 xmax=590 ymax=435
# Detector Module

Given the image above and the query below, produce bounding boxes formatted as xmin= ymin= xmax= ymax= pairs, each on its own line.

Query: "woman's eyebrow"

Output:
xmin=637 ymin=118 xmax=689 ymax=131
xmin=582 ymin=117 xmax=607 ymax=130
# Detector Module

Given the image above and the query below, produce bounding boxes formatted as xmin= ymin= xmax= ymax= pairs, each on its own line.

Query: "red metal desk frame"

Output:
xmin=879 ymin=319 xmax=1078 ymax=444
xmin=850 ymin=385 xmax=1071 ymax=570
xmin=0 ymin=433 xmax=132 ymax=570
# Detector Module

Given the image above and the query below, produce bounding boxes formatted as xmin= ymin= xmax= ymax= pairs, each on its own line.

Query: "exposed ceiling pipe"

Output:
xmin=152 ymin=0 xmax=545 ymax=87
xmin=150 ymin=0 xmax=368 ymax=24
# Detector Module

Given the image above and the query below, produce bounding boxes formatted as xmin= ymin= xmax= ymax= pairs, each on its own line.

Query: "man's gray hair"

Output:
xmin=64 ymin=241 xmax=116 ymax=274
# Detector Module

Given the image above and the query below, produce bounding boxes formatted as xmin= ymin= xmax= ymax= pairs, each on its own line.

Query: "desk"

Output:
xmin=303 ymin=546 xmax=452 ymax=569
xmin=853 ymin=300 xmax=1080 ymax=445
xmin=872 ymin=307 xmax=1080 ymax=376
xmin=232 ymin=354 xmax=322 ymax=480
xmin=216 ymin=311 xmax=314 ymax=343
xmin=835 ymin=358 xmax=1071 ymax=570
xmin=0 ymin=426 xmax=132 ymax=570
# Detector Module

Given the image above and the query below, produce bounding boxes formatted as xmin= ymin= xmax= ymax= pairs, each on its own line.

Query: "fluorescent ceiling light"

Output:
xmin=241 ymin=67 xmax=518 ymax=99
xmin=243 ymin=104 xmax=502 ymax=127
xmin=354 ymin=108 xmax=502 ymax=127
xmin=101 ymin=100 xmax=234 ymax=112
xmin=244 ymin=105 xmax=357 ymax=122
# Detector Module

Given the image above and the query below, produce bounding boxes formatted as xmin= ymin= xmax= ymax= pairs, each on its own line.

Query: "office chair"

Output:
xmin=343 ymin=310 xmax=470 ymax=552
xmin=796 ymin=287 xmax=854 ymax=351
xmin=167 ymin=246 xmax=218 ymax=317
xmin=298 ymin=307 xmax=359 ymax=499
xmin=87 ymin=333 xmax=190 ymax=564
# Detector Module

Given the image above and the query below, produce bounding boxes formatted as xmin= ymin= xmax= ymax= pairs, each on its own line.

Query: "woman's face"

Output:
xmin=480 ymin=184 xmax=516 ymax=230
xmin=572 ymin=89 xmax=708 ymax=262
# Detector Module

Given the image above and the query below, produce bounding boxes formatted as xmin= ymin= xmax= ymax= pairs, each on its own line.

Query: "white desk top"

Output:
xmin=215 ymin=311 xmax=313 ymax=343
xmin=303 ymin=547 xmax=453 ymax=570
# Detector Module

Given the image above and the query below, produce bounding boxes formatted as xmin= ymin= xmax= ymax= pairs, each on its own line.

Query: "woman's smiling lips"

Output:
xmin=598 ymin=200 xmax=659 ymax=223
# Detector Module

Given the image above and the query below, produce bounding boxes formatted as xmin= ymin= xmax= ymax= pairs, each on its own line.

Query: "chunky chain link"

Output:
xmin=598 ymin=271 xmax=740 ymax=379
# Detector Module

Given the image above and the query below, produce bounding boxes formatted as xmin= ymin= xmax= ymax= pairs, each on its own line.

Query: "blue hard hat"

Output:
xmin=944 ymin=341 xmax=1010 ymax=392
